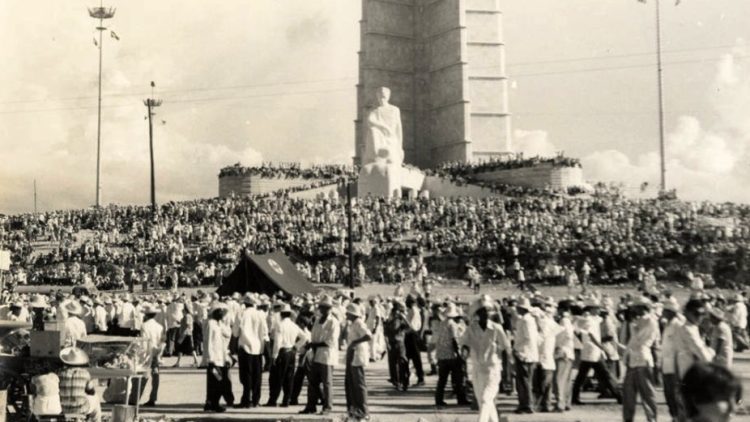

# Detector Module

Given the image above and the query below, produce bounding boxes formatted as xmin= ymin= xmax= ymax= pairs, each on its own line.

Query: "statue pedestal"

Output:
xmin=358 ymin=161 xmax=402 ymax=198
xmin=358 ymin=161 xmax=426 ymax=198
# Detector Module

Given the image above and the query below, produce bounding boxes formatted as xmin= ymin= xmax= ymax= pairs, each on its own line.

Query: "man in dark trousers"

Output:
xmin=265 ymin=304 xmax=303 ymax=407
xmin=385 ymin=300 xmax=410 ymax=391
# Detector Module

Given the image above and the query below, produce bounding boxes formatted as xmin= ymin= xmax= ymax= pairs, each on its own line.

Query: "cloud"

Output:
xmin=519 ymin=44 xmax=750 ymax=204
xmin=0 ymin=0 xmax=359 ymax=214
xmin=513 ymin=129 xmax=558 ymax=157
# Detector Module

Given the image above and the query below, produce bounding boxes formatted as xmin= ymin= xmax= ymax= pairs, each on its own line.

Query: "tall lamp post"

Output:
xmin=88 ymin=1 xmax=116 ymax=207
xmin=654 ymin=0 xmax=667 ymax=193
xmin=144 ymin=82 xmax=162 ymax=214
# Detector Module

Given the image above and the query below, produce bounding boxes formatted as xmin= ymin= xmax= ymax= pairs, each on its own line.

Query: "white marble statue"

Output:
xmin=362 ymin=87 xmax=403 ymax=166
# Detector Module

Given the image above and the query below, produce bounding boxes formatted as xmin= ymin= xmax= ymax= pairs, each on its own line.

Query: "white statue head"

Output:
xmin=376 ymin=86 xmax=391 ymax=106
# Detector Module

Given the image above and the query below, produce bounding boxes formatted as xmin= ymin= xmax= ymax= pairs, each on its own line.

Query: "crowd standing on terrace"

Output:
xmin=218 ymin=162 xmax=356 ymax=180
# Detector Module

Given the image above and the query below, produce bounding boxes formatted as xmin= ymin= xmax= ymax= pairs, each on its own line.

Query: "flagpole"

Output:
xmin=655 ymin=0 xmax=667 ymax=193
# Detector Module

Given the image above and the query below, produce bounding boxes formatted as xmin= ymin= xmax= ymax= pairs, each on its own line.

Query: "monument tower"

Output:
xmin=354 ymin=0 xmax=512 ymax=169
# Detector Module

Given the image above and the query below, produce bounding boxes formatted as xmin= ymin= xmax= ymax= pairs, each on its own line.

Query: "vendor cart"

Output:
xmin=77 ymin=335 xmax=151 ymax=419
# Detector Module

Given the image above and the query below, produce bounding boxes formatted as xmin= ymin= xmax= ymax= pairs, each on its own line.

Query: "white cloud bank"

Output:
xmin=517 ymin=43 xmax=750 ymax=203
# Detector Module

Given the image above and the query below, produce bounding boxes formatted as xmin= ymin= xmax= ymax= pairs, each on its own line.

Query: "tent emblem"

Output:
xmin=268 ymin=258 xmax=284 ymax=275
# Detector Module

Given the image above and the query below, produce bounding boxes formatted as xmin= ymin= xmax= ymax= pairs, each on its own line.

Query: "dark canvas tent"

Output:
xmin=216 ymin=252 xmax=316 ymax=297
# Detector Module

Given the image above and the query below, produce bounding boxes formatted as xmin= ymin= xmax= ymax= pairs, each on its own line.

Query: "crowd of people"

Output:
xmin=0 ymin=282 xmax=747 ymax=422
xmin=430 ymin=154 xmax=582 ymax=180
xmin=218 ymin=162 xmax=356 ymax=180
xmin=2 ymin=192 xmax=750 ymax=294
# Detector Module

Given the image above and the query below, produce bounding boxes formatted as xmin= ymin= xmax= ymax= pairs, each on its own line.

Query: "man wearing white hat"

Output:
xmin=61 ymin=300 xmax=87 ymax=348
xmin=675 ymin=298 xmax=715 ymax=380
xmin=660 ymin=296 xmax=685 ymax=422
xmin=434 ymin=303 xmax=468 ymax=407
xmin=118 ymin=294 xmax=137 ymax=336
xmin=461 ymin=296 xmax=510 ymax=422
xmin=233 ymin=293 xmax=269 ymax=408
xmin=621 ymin=297 xmax=660 ymax=422
xmin=205 ymin=302 xmax=233 ymax=412
xmin=300 ymin=295 xmax=340 ymax=415
xmin=708 ymin=306 xmax=733 ymax=369
xmin=344 ymin=302 xmax=372 ymax=421
xmin=727 ymin=293 xmax=748 ymax=351
xmin=266 ymin=303 xmax=303 ymax=407
xmin=513 ymin=297 xmax=538 ymax=414
xmin=571 ymin=299 xmax=622 ymax=405
xmin=141 ymin=303 xmax=165 ymax=407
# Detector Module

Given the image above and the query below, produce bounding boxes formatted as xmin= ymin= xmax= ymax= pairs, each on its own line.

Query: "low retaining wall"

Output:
xmin=471 ymin=164 xmax=584 ymax=189
xmin=218 ymin=175 xmax=327 ymax=198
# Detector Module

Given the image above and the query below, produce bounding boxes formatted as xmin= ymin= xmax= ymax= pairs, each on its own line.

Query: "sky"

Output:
xmin=0 ymin=0 xmax=749 ymax=214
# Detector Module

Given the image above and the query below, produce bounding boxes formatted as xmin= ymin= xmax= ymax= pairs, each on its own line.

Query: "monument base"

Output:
xmin=358 ymin=161 xmax=426 ymax=199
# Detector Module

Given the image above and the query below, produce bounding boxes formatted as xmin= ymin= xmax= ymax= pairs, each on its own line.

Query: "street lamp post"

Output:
xmin=88 ymin=1 xmax=116 ymax=207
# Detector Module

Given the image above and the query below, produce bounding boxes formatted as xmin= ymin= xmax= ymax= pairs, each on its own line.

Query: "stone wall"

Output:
xmin=471 ymin=164 xmax=585 ymax=189
xmin=218 ymin=175 xmax=328 ymax=198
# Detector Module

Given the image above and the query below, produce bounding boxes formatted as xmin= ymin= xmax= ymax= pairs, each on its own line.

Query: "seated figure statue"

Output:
xmin=358 ymin=87 xmax=405 ymax=198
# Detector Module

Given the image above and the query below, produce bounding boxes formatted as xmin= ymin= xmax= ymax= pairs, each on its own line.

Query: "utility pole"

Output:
xmin=33 ymin=179 xmax=37 ymax=214
xmin=88 ymin=1 xmax=116 ymax=208
xmin=655 ymin=0 xmax=667 ymax=193
xmin=346 ymin=179 xmax=355 ymax=288
xmin=144 ymin=82 xmax=162 ymax=214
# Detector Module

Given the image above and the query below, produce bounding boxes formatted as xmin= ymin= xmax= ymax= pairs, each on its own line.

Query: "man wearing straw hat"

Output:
xmin=708 ymin=305 xmax=733 ymax=369
xmin=660 ymin=296 xmax=685 ymax=422
xmin=299 ymin=295 xmax=339 ymax=415
xmin=621 ymin=296 xmax=660 ymax=422
xmin=727 ymin=293 xmax=748 ymax=352
xmin=233 ymin=292 xmax=268 ymax=408
xmin=141 ymin=303 xmax=165 ymax=407
xmin=571 ymin=298 xmax=622 ymax=405
xmin=58 ymin=347 xmax=93 ymax=416
xmin=513 ymin=296 xmax=539 ymax=414
xmin=434 ymin=302 xmax=468 ymax=408
xmin=266 ymin=303 xmax=303 ymax=407
xmin=204 ymin=301 xmax=233 ymax=412
xmin=61 ymin=300 xmax=87 ymax=347
xmin=460 ymin=295 xmax=510 ymax=422
xmin=344 ymin=302 xmax=372 ymax=421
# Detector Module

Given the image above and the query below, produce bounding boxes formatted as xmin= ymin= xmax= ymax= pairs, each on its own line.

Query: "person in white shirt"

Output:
xmin=727 ymin=294 xmax=748 ymax=351
xmin=660 ymin=297 xmax=686 ymax=422
xmin=265 ymin=304 xmax=302 ymax=407
xmin=676 ymin=299 xmax=715 ymax=380
xmin=554 ymin=302 xmax=576 ymax=412
xmin=512 ymin=297 xmax=539 ymax=414
xmin=233 ymin=294 xmax=269 ymax=408
xmin=61 ymin=301 xmax=87 ymax=347
xmin=404 ymin=295 xmax=425 ymax=386
xmin=460 ymin=296 xmax=511 ymax=422
xmin=344 ymin=303 xmax=372 ymax=421
xmin=708 ymin=307 xmax=733 ymax=369
xmin=366 ymin=296 xmax=385 ymax=361
xmin=93 ymin=298 xmax=108 ymax=334
xmin=622 ymin=297 xmax=660 ymax=422
xmin=571 ymin=299 xmax=622 ymax=405
xmin=204 ymin=302 xmax=233 ymax=413
xmin=118 ymin=296 xmax=137 ymax=336
xmin=535 ymin=299 xmax=561 ymax=412
xmin=300 ymin=296 xmax=340 ymax=415
xmin=140 ymin=304 xmax=165 ymax=407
